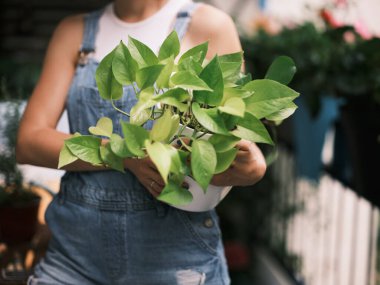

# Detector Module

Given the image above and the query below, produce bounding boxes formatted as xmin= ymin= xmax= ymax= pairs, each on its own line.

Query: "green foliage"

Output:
xmin=0 ymin=101 xmax=38 ymax=206
xmin=58 ymin=31 xmax=299 ymax=206
xmin=0 ymin=59 xmax=41 ymax=101
xmin=0 ymin=102 xmax=23 ymax=188
xmin=242 ymin=23 xmax=380 ymax=117
xmin=328 ymin=29 xmax=380 ymax=102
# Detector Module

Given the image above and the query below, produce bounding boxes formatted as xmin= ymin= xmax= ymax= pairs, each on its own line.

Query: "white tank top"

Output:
xmin=94 ymin=0 xmax=191 ymax=61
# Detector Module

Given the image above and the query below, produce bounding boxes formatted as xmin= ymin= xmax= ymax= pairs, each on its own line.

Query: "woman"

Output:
xmin=17 ymin=0 xmax=266 ymax=284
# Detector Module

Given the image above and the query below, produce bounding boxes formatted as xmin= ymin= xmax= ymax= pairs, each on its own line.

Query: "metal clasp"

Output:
xmin=77 ymin=51 xmax=89 ymax=66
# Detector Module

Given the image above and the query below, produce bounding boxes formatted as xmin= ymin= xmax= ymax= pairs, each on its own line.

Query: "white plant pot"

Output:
xmin=174 ymin=177 xmax=232 ymax=212
xmin=169 ymin=125 xmax=233 ymax=212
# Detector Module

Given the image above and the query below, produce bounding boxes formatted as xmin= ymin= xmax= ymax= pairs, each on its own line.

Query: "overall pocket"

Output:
xmin=176 ymin=209 xmax=222 ymax=256
xmin=75 ymin=85 xmax=138 ymax=135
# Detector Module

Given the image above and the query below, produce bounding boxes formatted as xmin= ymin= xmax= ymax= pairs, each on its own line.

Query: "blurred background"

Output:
xmin=0 ymin=0 xmax=379 ymax=284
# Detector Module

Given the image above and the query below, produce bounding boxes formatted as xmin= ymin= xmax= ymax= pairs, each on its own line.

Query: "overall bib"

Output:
xmin=28 ymin=3 xmax=230 ymax=285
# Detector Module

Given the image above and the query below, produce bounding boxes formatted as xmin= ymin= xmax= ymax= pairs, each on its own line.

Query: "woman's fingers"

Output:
xmin=147 ymin=179 xmax=162 ymax=197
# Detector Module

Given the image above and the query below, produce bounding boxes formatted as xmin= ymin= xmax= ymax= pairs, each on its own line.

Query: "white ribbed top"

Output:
xmin=94 ymin=0 xmax=190 ymax=61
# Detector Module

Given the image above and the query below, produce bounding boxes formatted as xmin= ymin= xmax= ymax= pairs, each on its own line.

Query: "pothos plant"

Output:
xmin=58 ymin=31 xmax=299 ymax=206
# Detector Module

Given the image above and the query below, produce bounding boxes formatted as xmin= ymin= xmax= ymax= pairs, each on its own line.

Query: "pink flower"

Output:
xmin=320 ymin=9 xmax=341 ymax=28
xmin=354 ymin=20 xmax=372 ymax=40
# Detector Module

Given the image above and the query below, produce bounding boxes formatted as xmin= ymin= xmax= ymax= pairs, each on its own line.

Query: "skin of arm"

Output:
xmin=16 ymin=15 xmax=88 ymax=170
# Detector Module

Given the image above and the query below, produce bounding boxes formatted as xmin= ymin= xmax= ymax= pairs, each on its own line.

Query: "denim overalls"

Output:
xmin=28 ymin=3 xmax=230 ymax=285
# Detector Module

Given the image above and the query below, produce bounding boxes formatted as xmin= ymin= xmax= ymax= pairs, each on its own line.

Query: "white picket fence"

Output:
xmin=271 ymin=149 xmax=378 ymax=285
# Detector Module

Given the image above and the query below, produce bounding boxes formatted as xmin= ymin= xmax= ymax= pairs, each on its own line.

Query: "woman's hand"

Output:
xmin=124 ymin=157 xmax=165 ymax=197
xmin=211 ymin=139 xmax=267 ymax=187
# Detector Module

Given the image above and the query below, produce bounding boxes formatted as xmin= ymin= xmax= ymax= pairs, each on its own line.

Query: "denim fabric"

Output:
xmin=28 ymin=3 xmax=230 ymax=285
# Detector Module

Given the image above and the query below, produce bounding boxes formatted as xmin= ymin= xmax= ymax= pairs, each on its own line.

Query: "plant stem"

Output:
xmin=111 ymin=100 xmax=130 ymax=117
xmin=196 ymin=132 xmax=208 ymax=139
xmin=132 ymin=83 xmax=139 ymax=98
xmin=177 ymin=137 xmax=192 ymax=152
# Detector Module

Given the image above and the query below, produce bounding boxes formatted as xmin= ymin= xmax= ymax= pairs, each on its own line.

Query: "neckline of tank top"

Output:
xmin=106 ymin=0 xmax=191 ymax=29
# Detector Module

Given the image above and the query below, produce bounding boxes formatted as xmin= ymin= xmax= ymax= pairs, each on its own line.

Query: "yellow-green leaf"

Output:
xmin=150 ymin=109 xmax=179 ymax=143
xmin=88 ymin=117 xmax=113 ymax=138
xmin=215 ymin=148 xmax=238 ymax=174
xmin=218 ymin=97 xmax=245 ymax=117
xmin=191 ymin=139 xmax=216 ymax=192
xmin=158 ymin=31 xmax=180 ymax=60
xmin=145 ymin=141 xmax=171 ymax=183
xmin=58 ymin=143 xmax=78 ymax=169
xmin=112 ymin=41 xmax=138 ymax=85
xmin=65 ymin=136 xmax=103 ymax=165
xmin=157 ymin=180 xmax=193 ymax=206
xmin=100 ymin=143 xmax=124 ymax=172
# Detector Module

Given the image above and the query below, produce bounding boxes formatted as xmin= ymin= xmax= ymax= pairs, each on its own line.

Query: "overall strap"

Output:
xmin=80 ymin=9 xmax=104 ymax=53
xmin=173 ymin=2 xmax=200 ymax=40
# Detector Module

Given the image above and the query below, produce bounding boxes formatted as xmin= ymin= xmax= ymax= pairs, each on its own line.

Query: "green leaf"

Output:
xmin=58 ymin=143 xmax=78 ymax=168
xmin=154 ymin=88 xmax=189 ymax=102
xmin=178 ymin=56 xmax=203 ymax=75
xmin=265 ymin=102 xmax=298 ymax=123
xmin=231 ymin=112 xmax=274 ymax=145
xmin=88 ymin=117 xmax=113 ymax=138
xmin=209 ymin=134 xmax=240 ymax=152
xmin=150 ymin=109 xmax=179 ymax=143
xmin=193 ymin=56 xmax=224 ymax=106
xmin=145 ymin=141 xmax=171 ymax=183
xmin=161 ymin=99 xmax=188 ymax=113
xmin=136 ymin=64 xmax=164 ymax=90
xmin=156 ymin=56 xmax=174 ymax=89
xmin=178 ymin=42 xmax=208 ymax=65
xmin=191 ymin=139 xmax=217 ymax=192
xmin=158 ymin=31 xmax=180 ymax=60
xmin=221 ymin=87 xmax=253 ymax=106
xmin=235 ymin=73 xmax=252 ymax=86
xmin=169 ymin=148 xmax=190 ymax=176
xmin=130 ymin=107 xmax=151 ymax=126
xmin=95 ymin=49 xmax=123 ymax=100
xmin=170 ymin=71 xmax=212 ymax=91
xmin=265 ymin=56 xmax=296 ymax=85
xmin=157 ymin=180 xmax=193 ymax=206
xmin=220 ymin=62 xmax=242 ymax=81
xmin=110 ymin=133 xmax=134 ymax=157
xmin=128 ymin=36 xmax=158 ymax=67
xmin=244 ymin=79 xmax=299 ymax=119
xmin=218 ymin=97 xmax=245 ymax=117
xmin=153 ymin=88 xmax=189 ymax=112
xmin=65 ymin=136 xmax=103 ymax=165
xmin=112 ymin=41 xmax=138 ymax=85
xmin=129 ymin=87 xmax=156 ymax=125
xmin=121 ymin=121 xmax=149 ymax=157
xmin=191 ymin=103 xmax=229 ymax=135
xmin=215 ymin=148 xmax=238 ymax=174
xmin=221 ymin=112 xmax=239 ymax=131
xmin=218 ymin=51 xmax=243 ymax=81
xmin=100 ymin=143 xmax=124 ymax=172
xmin=218 ymin=51 xmax=244 ymax=64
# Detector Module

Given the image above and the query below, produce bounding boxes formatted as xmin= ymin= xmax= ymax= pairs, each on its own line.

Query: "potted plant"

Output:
xmin=0 ymin=100 xmax=41 ymax=245
xmin=58 ymin=31 xmax=299 ymax=211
